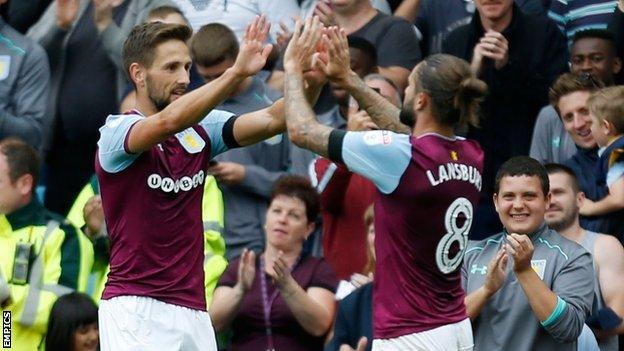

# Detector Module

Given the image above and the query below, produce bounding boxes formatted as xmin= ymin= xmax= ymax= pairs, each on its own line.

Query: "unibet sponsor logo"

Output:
xmin=147 ymin=170 xmax=205 ymax=193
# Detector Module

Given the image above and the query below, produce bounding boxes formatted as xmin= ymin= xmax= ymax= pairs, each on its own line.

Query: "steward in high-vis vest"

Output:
xmin=67 ymin=173 xmax=228 ymax=306
xmin=0 ymin=138 xmax=93 ymax=351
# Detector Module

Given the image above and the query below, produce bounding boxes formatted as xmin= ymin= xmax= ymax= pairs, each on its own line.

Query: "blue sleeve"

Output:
xmin=342 ymin=131 xmax=412 ymax=194
xmin=606 ymin=161 xmax=624 ymax=187
xmin=97 ymin=114 xmax=144 ymax=173
xmin=197 ymin=109 xmax=237 ymax=158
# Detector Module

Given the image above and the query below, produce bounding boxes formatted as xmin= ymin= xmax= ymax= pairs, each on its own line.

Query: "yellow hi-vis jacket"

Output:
xmin=67 ymin=174 xmax=228 ymax=307
xmin=0 ymin=199 xmax=93 ymax=351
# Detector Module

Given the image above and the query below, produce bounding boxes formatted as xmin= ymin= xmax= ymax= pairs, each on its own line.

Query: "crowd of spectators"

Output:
xmin=0 ymin=0 xmax=624 ymax=350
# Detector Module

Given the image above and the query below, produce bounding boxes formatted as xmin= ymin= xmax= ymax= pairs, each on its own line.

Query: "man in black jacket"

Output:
xmin=442 ymin=0 xmax=567 ymax=238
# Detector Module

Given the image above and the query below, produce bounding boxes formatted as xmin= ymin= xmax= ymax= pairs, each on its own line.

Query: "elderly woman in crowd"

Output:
xmin=210 ymin=175 xmax=338 ymax=351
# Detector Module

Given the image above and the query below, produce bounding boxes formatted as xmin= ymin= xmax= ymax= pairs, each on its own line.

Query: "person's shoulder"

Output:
xmin=102 ymin=113 xmax=144 ymax=129
xmin=540 ymin=228 xmax=590 ymax=262
xmin=594 ymin=233 xmax=624 ymax=263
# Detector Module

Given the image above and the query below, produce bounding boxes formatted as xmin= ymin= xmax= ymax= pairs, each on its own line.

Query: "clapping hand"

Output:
xmin=232 ymin=15 xmax=273 ymax=77
xmin=83 ymin=195 xmax=105 ymax=240
xmin=504 ymin=233 xmax=534 ymax=273
xmin=483 ymin=248 xmax=509 ymax=296
xmin=471 ymin=30 xmax=509 ymax=74
xmin=235 ymin=249 xmax=256 ymax=294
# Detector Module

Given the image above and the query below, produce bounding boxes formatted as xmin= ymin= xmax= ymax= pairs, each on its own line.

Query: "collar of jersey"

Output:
xmin=5 ymin=198 xmax=46 ymax=231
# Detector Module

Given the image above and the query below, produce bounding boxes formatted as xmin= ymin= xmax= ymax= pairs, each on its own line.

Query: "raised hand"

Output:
xmin=504 ymin=233 xmax=534 ymax=273
xmin=483 ymin=248 xmax=509 ymax=296
xmin=283 ymin=16 xmax=323 ymax=73
xmin=316 ymin=26 xmax=351 ymax=83
xmin=232 ymin=15 xmax=273 ymax=77
xmin=56 ymin=0 xmax=80 ymax=30
xmin=93 ymin=0 xmax=124 ymax=33
xmin=236 ymin=249 xmax=256 ymax=293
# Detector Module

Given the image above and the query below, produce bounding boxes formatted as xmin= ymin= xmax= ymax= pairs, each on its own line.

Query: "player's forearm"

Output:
xmin=285 ymin=71 xmax=332 ymax=158
xmin=208 ymin=285 xmax=247 ymax=332
xmin=341 ymin=71 xmax=409 ymax=134
xmin=279 ymin=283 xmax=333 ymax=337
xmin=160 ymin=68 xmax=247 ymax=133
xmin=515 ymin=268 xmax=559 ymax=322
xmin=464 ymin=286 xmax=493 ymax=320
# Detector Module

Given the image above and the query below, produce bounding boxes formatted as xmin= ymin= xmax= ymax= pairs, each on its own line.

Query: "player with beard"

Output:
xmin=283 ymin=23 xmax=486 ymax=350
xmin=94 ymin=17 xmax=323 ymax=351
xmin=545 ymin=164 xmax=624 ymax=350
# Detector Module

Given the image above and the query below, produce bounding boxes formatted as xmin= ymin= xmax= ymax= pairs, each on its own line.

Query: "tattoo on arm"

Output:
xmin=285 ymin=73 xmax=333 ymax=158
xmin=348 ymin=73 xmax=411 ymax=134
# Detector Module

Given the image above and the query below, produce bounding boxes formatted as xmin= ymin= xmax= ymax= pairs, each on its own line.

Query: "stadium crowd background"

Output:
xmin=0 ymin=0 xmax=624 ymax=350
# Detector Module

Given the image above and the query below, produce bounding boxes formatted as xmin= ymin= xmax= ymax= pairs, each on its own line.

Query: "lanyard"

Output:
xmin=259 ymin=254 xmax=302 ymax=351
xmin=259 ymin=257 xmax=278 ymax=351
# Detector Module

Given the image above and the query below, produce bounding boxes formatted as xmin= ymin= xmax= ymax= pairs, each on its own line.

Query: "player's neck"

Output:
xmin=557 ymin=222 xmax=585 ymax=244
xmin=134 ymin=91 xmax=159 ymax=116
xmin=413 ymin=119 xmax=455 ymax=139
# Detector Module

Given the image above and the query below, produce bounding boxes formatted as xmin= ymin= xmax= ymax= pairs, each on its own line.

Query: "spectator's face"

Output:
xmin=494 ymin=175 xmax=549 ymax=235
xmin=0 ymin=154 xmax=24 ymax=215
xmin=545 ymin=172 xmax=581 ymax=232
xmin=571 ymin=38 xmax=621 ymax=85
xmin=72 ymin=323 xmax=99 ymax=351
xmin=366 ymin=78 xmax=401 ymax=107
xmin=196 ymin=58 xmax=235 ymax=84
xmin=475 ymin=0 xmax=514 ymax=22
xmin=145 ymin=40 xmax=191 ymax=111
xmin=330 ymin=47 xmax=376 ymax=106
xmin=589 ymin=114 xmax=610 ymax=148
xmin=265 ymin=195 xmax=314 ymax=251
xmin=557 ymin=91 xmax=596 ymax=149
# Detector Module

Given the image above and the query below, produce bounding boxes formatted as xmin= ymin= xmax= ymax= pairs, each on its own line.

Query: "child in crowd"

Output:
xmin=45 ymin=293 xmax=99 ymax=351
xmin=581 ymin=86 xmax=624 ymax=237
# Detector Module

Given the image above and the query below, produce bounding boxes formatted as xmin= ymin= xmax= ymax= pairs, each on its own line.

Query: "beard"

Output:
xmin=400 ymin=97 xmax=416 ymax=128
xmin=546 ymin=207 xmax=578 ymax=232
xmin=146 ymin=75 xmax=174 ymax=112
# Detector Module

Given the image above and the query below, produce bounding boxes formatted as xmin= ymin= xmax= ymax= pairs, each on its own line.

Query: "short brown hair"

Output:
xmin=190 ymin=23 xmax=239 ymax=67
xmin=588 ymin=86 xmax=624 ymax=134
xmin=271 ymin=175 xmax=320 ymax=223
xmin=147 ymin=6 xmax=188 ymax=24
xmin=548 ymin=73 xmax=604 ymax=114
xmin=0 ymin=138 xmax=40 ymax=186
xmin=122 ymin=22 xmax=192 ymax=81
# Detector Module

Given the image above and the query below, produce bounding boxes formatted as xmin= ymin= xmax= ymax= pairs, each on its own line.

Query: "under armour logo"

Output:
xmin=471 ymin=264 xmax=487 ymax=275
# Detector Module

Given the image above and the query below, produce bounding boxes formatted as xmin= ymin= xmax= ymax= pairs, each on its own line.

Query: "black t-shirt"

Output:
xmin=351 ymin=12 xmax=421 ymax=70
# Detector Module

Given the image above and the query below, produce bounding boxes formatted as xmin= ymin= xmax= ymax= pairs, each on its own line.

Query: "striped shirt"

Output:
xmin=548 ymin=0 xmax=618 ymax=44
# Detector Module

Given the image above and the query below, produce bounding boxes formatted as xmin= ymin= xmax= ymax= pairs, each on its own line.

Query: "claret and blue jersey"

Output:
xmin=327 ymin=129 xmax=484 ymax=339
xmin=95 ymin=109 xmax=236 ymax=311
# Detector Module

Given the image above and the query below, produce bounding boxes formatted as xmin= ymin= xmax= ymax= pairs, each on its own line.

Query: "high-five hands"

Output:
xmin=232 ymin=15 xmax=273 ymax=77
xmin=283 ymin=16 xmax=324 ymax=73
